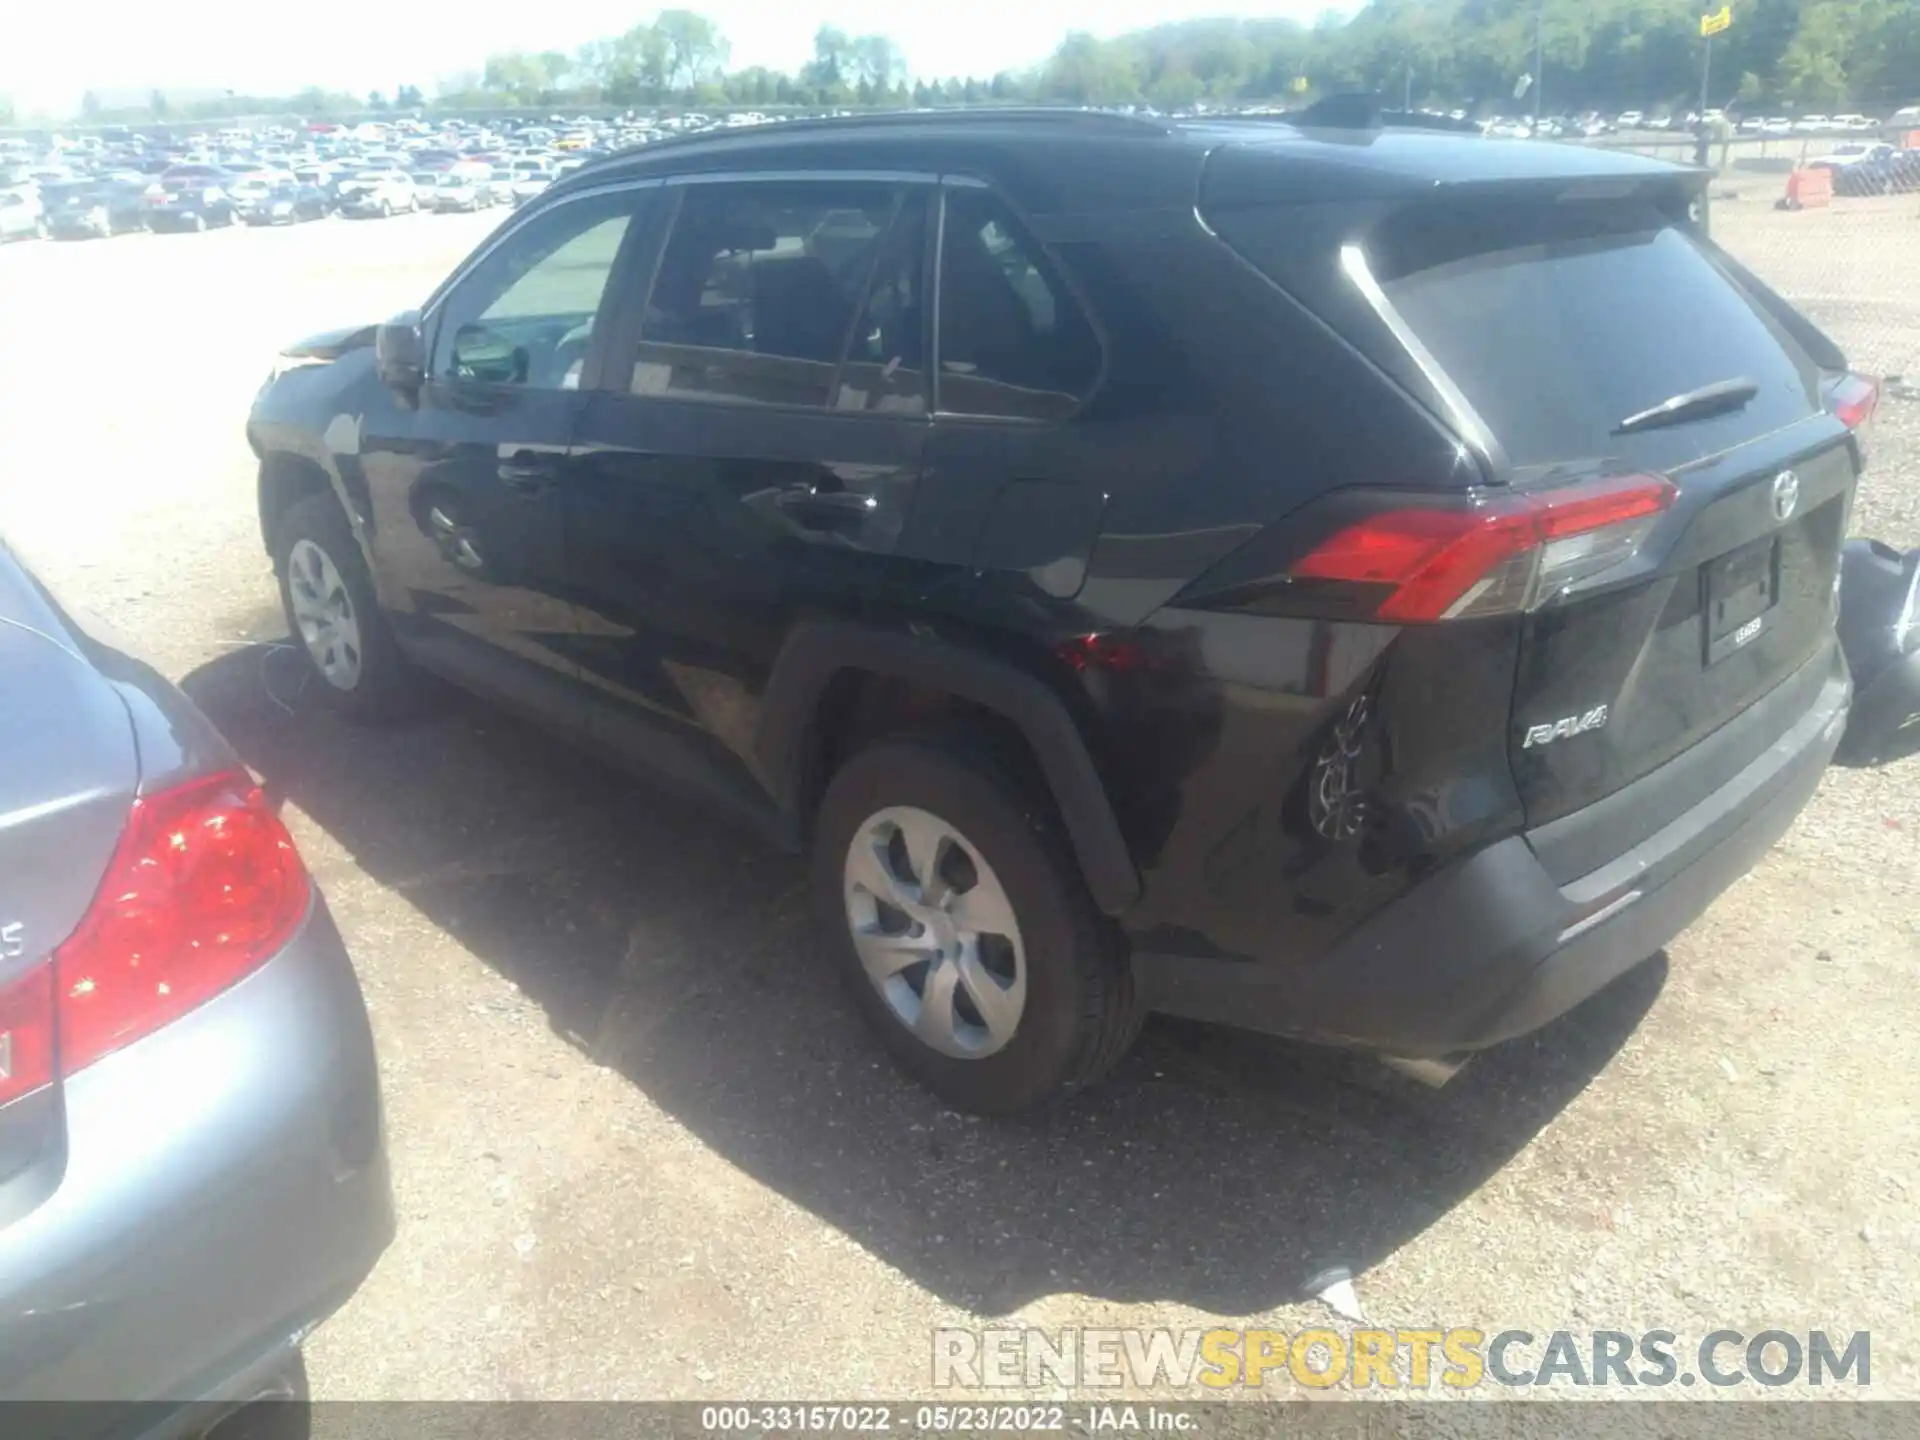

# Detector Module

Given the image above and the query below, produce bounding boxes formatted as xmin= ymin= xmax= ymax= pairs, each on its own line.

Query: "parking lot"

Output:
xmin=1 ymin=195 xmax=1916 ymax=1401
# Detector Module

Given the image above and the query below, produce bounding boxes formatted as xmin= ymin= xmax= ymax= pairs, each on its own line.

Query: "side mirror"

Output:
xmin=375 ymin=312 xmax=425 ymax=392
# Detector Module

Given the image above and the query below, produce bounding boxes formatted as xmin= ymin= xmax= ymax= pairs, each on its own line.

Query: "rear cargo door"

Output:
xmin=1365 ymin=197 xmax=1853 ymax=828
xmin=0 ymin=619 xmax=136 ymax=1193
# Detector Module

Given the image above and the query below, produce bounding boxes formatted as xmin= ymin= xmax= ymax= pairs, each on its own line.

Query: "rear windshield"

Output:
xmin=1369 ymin=200 xmax=1822 ymax=471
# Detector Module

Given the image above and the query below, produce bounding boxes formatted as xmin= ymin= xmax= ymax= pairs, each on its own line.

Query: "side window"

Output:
xmin=631 ymin=181 xmax=896 ymax=408
xmin=833 ymin=192 xmax=930 ymax=416
xmin=429 ymin=189 xmax=641 ymax=391
xmin=936 ymin=188 xmax=1102 ymax=421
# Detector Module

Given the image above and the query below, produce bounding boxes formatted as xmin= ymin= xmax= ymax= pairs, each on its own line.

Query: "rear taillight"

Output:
xmin=1831 ymin=372 xmax=1880 ymax=431
xmin=52 ymin=771 xmax=309 ymax=1079
xmin=1288 ymin=475 xmax=1677 ymax=623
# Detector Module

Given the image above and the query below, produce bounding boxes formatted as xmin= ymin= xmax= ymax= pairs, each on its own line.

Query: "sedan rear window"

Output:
xmin=1368 ymin=200 xmax=1822 ymax=470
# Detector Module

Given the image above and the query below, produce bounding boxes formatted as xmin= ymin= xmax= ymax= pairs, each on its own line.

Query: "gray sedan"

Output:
xmin=0 ymin=534 xmax=392 ymax=1432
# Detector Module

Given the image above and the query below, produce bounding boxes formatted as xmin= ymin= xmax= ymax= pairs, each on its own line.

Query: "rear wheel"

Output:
xmin=272 ymin=493 xmax=425 ymax=721
xmin=813 ymin=733 xmax=1141 ymax=1113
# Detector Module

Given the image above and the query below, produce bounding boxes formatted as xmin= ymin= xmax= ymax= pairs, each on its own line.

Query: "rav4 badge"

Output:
xmin=1523 ymin=705 xmax=1611 ymax=749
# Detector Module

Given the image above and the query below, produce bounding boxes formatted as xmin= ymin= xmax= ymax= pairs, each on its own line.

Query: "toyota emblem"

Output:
xmin=1771 ymin=471 xmax=1800 ymax=523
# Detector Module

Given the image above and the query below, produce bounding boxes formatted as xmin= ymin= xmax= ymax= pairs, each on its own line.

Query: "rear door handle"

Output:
xmin=774 ymin=486 xmax=877 ymax=521
xmin=497 ymin=452 xmax=558 ymax=494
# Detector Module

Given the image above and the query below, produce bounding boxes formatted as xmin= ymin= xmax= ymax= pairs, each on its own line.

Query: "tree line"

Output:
xmin=450 ymin=0 xmax=1920 ymax=116
xmin=16 ymin=0 xmax=1920 ymax=127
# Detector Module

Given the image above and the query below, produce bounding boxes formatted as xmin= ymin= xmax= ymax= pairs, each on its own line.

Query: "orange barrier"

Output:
xmin=1783 ymin=166 xmax=1834 ymax=209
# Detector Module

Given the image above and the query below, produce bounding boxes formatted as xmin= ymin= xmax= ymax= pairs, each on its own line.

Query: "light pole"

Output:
xmin=1532 ymin=6 xmax=1545 ymax=135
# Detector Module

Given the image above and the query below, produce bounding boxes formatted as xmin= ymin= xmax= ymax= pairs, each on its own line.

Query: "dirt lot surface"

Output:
xmin=0 ymin=192 xmax=1915 ymax=1404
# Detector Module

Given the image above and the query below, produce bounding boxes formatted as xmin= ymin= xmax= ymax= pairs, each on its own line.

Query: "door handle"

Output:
xmin=497 ymin=452 xmax=558 ymax=494
xmin=774 ymin=486 xmax=877 ymax=521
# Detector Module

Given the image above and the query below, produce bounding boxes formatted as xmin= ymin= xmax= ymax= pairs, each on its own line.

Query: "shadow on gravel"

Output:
xmin=183 ymin=644 xmax=1664 ymax=1318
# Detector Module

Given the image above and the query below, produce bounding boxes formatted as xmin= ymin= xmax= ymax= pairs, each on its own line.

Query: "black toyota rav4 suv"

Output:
xmin=249 ymin=108 xmax=1903 ymax=1113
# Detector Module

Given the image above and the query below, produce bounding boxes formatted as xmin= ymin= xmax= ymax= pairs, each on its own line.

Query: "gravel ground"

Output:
xmin=0 ymin=194 xmax=1914 ymax=1405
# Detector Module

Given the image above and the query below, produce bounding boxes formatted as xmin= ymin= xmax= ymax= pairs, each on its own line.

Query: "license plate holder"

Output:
xmin=1703 ymin=536 xmax=1780 ymax=665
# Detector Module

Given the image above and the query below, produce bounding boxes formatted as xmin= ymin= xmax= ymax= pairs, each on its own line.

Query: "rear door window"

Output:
xmin=936 ymin=187 xmax=1102 ymax=421
xmin=630 ymin=180 xmax=896 ymax=409
xmin=1369 ymin=200 xmax=1822 ymax=471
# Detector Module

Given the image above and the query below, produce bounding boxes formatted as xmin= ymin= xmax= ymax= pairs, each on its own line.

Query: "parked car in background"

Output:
xmin=430 ymin=172 xmax=492 ymax=212
xmin=241 ymin=180 xmax=332 ymax=225
xmin=224 ymin=172 xmax=288 ymax=211
xmin=40 ymin=177 xmax=148 ymax=238
xmin=337 ymin=169 xmax=416 ymax=218
xmin=481 ymin=167 xmax=518 ymax=206
xmin=293 ymin=165 xmax=349 ymax=206
xmin=0 ymin=187 xmax=46 ymax=241
xmin=507 ymin=159 xmax=554 ymax=206
xmin=144 ymin=165 xmax=236 ymax=231
xmin=246 ymin=110 xmax=1905 ymax=1114
xmin=1807 ymin=142 xmax=1919 ymax=194
xmin=0 ymin=533 xmax=392 ymax=1414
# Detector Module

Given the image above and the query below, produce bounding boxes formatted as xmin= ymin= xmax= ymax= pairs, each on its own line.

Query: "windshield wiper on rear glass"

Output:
xmin=1614 ymin=376 xmax=1761 ymax=436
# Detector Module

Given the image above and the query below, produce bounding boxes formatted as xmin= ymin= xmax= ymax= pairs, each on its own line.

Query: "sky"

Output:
xmin=6 ymin=0 xmax=1343 ymax=117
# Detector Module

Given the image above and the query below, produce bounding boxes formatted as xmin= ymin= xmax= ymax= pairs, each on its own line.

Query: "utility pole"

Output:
xmin=1698 ymin=33 xmax=1714 ymax=126
xmin=1695 ymin=16 xmax=1719 ymax=234
xmin=1532 ymin=6 xmax=1545 ymax=135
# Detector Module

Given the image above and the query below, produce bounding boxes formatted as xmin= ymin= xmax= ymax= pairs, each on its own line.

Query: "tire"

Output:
xmin=813 ymin=732 xmax=1141 ymax=1113
xmin=272 ymin=492 xmax=425 ymax=721
xmin=379 ymin=199 xmax=392 ymax=218
xmin=191 ymin=212 xmax=206 ymax=232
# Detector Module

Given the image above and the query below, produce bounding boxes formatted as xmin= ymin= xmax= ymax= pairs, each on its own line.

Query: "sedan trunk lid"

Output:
xmin=0 ymin=559 xmax=138 ymax=1190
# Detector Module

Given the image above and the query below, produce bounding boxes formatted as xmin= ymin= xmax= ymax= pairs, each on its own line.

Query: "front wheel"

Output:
xmin=813 ymin=734 xmax=1141 ymax=1113
xmin=272 ymin=493 xmax=426 ymax=721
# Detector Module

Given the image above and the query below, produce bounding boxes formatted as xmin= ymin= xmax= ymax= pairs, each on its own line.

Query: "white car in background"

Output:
xmin=508 ymin=160 xmax=554 ymax=206
xmin=225 ymin=171 xmax=292 ymax=209
xmin=0 ymin=186 xmax=45 ymax=241
xmin=1809 ymin=142 xmax=1896 ymax=170
xmin=337 ymin=169 xmax=416 ymax=218
xmin=430 ymin=172 xmax=492 ymax=212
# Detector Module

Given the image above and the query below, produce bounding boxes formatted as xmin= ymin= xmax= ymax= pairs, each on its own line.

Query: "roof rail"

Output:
xmin=576 ymin=106 xmax=1173 ymax=172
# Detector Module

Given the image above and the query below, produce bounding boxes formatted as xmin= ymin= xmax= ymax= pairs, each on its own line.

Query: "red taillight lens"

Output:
xmin=0 ymin=963 xmax=54 ymax=1108
xmin=53 ymin=771 xmax=309 ymax=1077
xmin=1057 ymin=632 xmax=1149 ymax=673
xmin=1288 ymin=475 xmax=1677 ymax=623
xmin=1832 ymin=372 xmax=1880 ymax=431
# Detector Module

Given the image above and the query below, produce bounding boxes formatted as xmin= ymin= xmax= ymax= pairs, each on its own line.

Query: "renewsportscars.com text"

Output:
xmin=932 ymin=1327 xmax=1870 ymax=1390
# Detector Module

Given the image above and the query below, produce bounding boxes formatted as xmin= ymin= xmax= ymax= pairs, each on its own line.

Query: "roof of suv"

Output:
xmin=550 ymin=108 xmax=1697 ymax=217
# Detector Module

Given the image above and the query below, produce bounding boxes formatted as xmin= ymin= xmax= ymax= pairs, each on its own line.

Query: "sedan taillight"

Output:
xmin=0 ymin=771 xmax=310 ymax=1108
